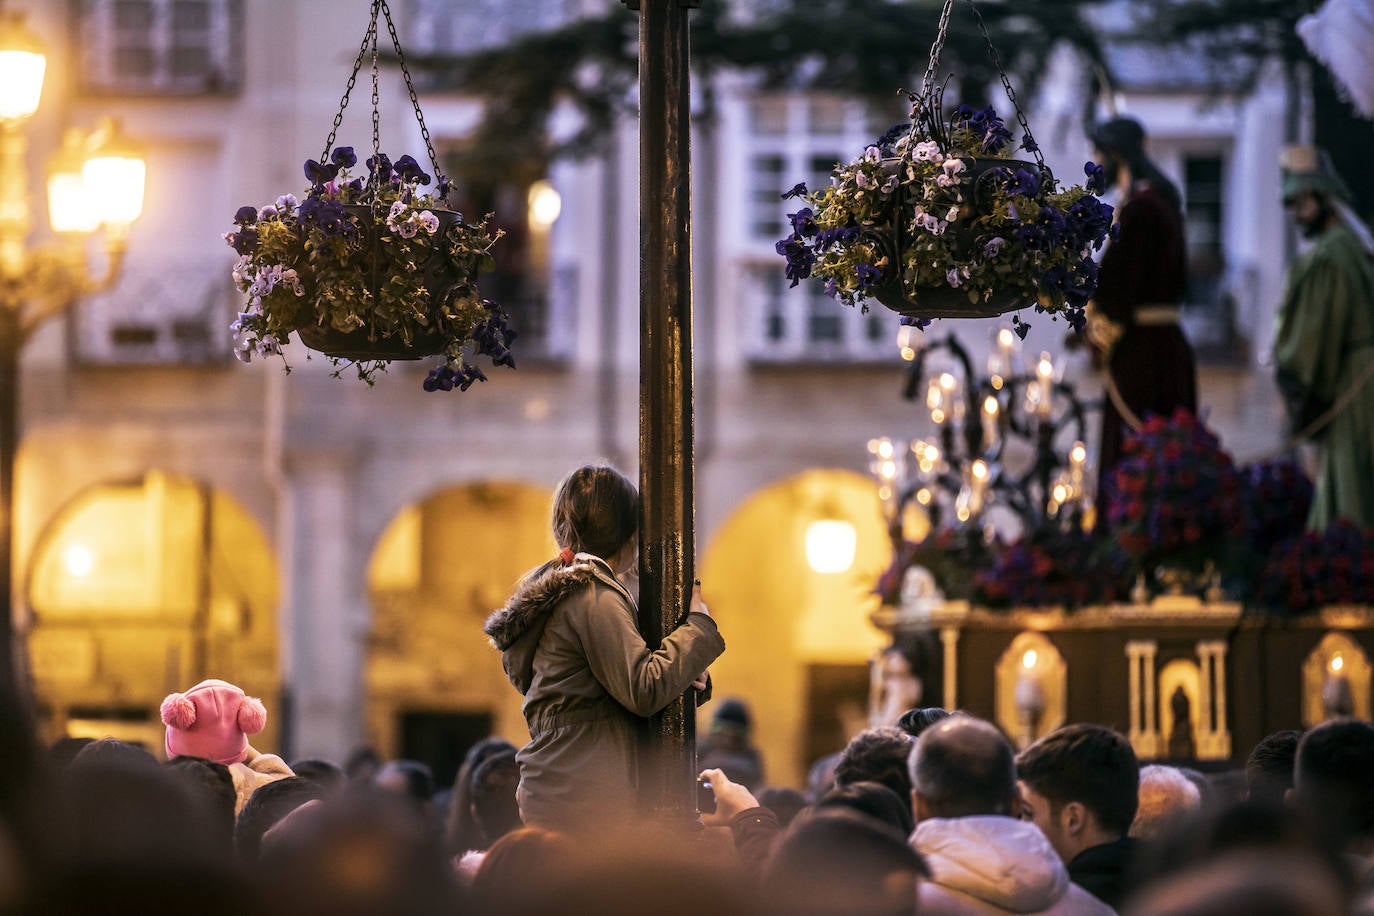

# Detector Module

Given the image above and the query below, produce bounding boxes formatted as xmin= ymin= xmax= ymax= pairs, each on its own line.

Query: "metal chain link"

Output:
xmin=963 ymin=0 xmax=1047 ymax=171
xmin=920 ymin=0 xmax=956 ymax=104
xmin=320 ymin=1 xmax=381 ymax=165
xmin=379 ymin=0 xmax=446 ymax=184
xmin=371 ymin=13 xmax=381 ymax=189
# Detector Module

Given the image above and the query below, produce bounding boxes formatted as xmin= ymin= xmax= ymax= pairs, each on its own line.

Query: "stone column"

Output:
xmin=1196 ymin=640 xmax=1232 ymax=759
xmin=1126 ymin=640 xmax=1159 ymax=759
xmin=282 ymin=449 xmax=367 ymax=762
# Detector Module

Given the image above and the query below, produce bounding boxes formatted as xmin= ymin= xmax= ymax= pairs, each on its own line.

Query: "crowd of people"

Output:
xmin=3 ymin=684 xmax=1374 ymax=915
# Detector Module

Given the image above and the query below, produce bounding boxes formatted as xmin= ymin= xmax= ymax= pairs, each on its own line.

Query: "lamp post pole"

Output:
xmin=0 ymin=305 xmax=17 ymax=693
xmin=621 ymin=0 xmax=699 ymax=820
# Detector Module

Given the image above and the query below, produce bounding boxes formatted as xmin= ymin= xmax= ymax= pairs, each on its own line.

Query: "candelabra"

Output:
xmin=868 ymin=328 xmax=1095 ymax=545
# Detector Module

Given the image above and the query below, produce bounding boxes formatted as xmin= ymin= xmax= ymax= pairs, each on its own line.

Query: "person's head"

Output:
xmin=833 ymin=727 xmax=914 ymax=821
xmin=471 ymin=827 xmax=568 ymax=913
xmin=345 ymin=745 xmax=382 ymax=781
xmin=756 ymin=786 xmax=808 ymax=828
xmin=551 ymin=464 xmax=639 ymax=566
xmin=1123 ymin=849 xmax=1345 ymax=916
xmin=257 ymin=788 xmax=461 ymax=916
xmin=165 ymin=755 xmax=238 ymax=853
xmin=817 ymin=780 xmax=913 ymax=837
xmin=1015 ymin=723 xmax=1139 ymax=863
xmin=235 ymin=775 xmax=325 ymax=864
xmin=1090 ymin=116 xmax=1147 ymax=187
xmin=69 ymin=737 xmax=157 ymax=774
xmin=1293 ymin=717 xmax=1374 ymax=854
xmin=446 ymin=737 xmax=518 ymax=855
xmin=806 ymin=752 xmax=841 ymax=804
xmin=711 ymin=698 xmax=752 ymax=738
xmin=1130 ymin=765 xmax=1202 ymax=841
xmin=908 ymin=716 xmax=1016 ymax=821
xmin=160 ymin=678 xmax=267 ymax=766
xmin=1247 ymin=730 xmax=1301 ymax=808
xmin=1281 ymin=145 xmax=1351 ymax=239
xmin=470 ymin=749 xmax=522 ymax=849
xmin=47 ymin=736 xmax=95 ymax=772
xmin=895 ymin=707 xmax=957 ymax=739
xmin=376 ymin=759 xmax=436 ymax=814
xmin=290 ymin=758 xmax=345 ymax=794
xmin=763 ymin=808 xmax=927 ymax=916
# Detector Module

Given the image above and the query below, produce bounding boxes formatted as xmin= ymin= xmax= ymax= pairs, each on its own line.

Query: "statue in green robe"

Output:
xmin=1274 ymin=146 xmax=1374 ymax=529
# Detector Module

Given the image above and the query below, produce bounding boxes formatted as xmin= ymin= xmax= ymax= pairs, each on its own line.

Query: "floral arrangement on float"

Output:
xmin=1238 ymin=458 xmax=1315 ymax=558
xmin=972 ymin=528 xmax=1129 ymax=610
xmin=1253 ymin=520 xmax=1374 ymax=613
xmin=1105 ymin=410 xmax=1245 ymax=583
xmin=224 ymin=0 xmax=516 ymax=390
xmin=774 ymin=0 xmax=1115 ymax=331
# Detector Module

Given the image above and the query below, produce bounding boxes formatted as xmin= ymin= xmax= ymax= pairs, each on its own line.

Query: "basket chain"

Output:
xmin=320 ymin=1 xmax=379 ymax=165
xmin=317 ymin=0 xmax=447 ymax=191
xmin=908 ymin=0 xmax=1048 ymax=173
xmin=379 ymin=0 xmax=446 ymax=185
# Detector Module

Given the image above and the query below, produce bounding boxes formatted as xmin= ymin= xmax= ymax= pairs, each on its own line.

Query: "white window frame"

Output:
xmin=77 ymin=0 xmax=242 ymax=95
xmin=738 ymin=92 xmax=904 ymax=363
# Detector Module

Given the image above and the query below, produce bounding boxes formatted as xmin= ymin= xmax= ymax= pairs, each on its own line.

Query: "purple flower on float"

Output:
xmin=983 ymin=236 xmax=1006 ymax=258
xmin=330 ymin=146 xmax=357 ymax=168
xmin=276 ymin=194 xmax=298 ymax=212
xmin=946 ymin=267 xmax=962 ymax=288
xmin=367 ymin=153 xmax=393 ymax=182
xmin=230 ymin=228 xmax=258 ymax=255
xmin=855 ymin=263 xmax=881 ymax=289
xmin=304 ymin=158 xmax=339 ymax=186
xmin=856 ymin=170 xmax=874 ymax=189
xmin=788 ymin=207 xmax=819 ymax=237
xmin=776 ymin=236 xmax=817 ymax=288
xmin=781 ymin=181 xmax=808 ymax=200
xmin=1021 ymin=132 xmax=1039 ymax=153
xmin=1084 ymin=161 xmax=1107 ymax=195
xmin=436 ymin=175 xmax=452 ymax=199
xmin=824 ymin=277 xmax=840 ymax=299
xmin=1005 ymin=168 xmax=1039 ymax=197
xmin=257 ymin=205 xmax=278 ymax=220
xmin=234 ymin=205 xmax=258 ymax=225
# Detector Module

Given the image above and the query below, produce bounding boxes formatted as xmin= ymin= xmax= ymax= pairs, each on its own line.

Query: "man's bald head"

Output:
xmin=908 ymin=717 xmax=1017 ymax=819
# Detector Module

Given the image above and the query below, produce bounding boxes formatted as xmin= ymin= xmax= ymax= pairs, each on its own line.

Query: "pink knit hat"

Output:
xmin=160 ymin=678 xmax=266 ymax=765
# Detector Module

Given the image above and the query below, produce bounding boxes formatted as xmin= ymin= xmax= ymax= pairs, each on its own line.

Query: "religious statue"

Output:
xmin=1167 ymin=685 xmax=1196 ymax=760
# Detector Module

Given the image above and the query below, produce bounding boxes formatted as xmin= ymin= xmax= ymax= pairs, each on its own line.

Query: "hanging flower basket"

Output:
xmin=775 ymin=0 xmax=1115 ymax=331
xmin=224 ymin=0 xmax=515 ymax=390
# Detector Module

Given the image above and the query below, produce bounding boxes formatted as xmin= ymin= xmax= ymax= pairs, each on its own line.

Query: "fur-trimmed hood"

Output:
xmin=483 ymin=555 xmax=629 ymax=694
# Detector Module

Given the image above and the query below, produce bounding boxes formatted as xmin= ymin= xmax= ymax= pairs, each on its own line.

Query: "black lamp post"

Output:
xmin=620 ymin=0 xmax=700 ymax=820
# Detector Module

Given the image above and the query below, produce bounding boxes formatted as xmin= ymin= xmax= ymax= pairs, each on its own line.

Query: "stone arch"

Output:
xmin=697 ymin=468 xmax=892 ymax=789
xmin=364 ymin=478 xmax=555 ymax=788
xmin=25 ymin=470 xmax=279 ymax=753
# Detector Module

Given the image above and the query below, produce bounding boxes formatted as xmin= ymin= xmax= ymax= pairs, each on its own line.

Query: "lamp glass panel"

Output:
xmin=82 ymin=155 xmax=146 ymax=226
xmin=0 ymin=50 xmax=45 ymax=120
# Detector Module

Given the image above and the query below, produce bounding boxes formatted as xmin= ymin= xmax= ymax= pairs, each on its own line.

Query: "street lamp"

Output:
xmin=0 ymin=9 xmax=145 ymax=690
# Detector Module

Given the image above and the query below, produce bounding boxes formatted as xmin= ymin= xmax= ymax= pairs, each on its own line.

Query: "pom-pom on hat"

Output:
xmin=160 ymin=678 xmax=266 ymax=765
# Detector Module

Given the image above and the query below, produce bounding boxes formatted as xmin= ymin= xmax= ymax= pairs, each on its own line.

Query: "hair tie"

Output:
xmin=558 ymin=547 xmax=576 ymax=566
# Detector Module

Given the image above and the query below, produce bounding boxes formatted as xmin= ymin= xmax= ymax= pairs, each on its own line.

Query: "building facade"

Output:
xmin=16 ymin=0 xmax=1296 ymax=787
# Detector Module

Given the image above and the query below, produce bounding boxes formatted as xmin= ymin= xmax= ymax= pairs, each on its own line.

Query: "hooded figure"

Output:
xmin=1274 ymin=145 xmax=1374 ymax=528
xmin=1086 ymin=116 xmax=1197 ymax=523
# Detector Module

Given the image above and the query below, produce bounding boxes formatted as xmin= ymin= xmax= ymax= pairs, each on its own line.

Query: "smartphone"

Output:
xmin=697 ymin=777 xmax=716 ymax=815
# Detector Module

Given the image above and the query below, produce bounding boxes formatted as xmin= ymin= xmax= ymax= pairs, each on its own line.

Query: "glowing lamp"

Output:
xmin=806 ymin=519 xmax=857 ymax=574
xmin=0 ymin=14 xmax=46 ymax=121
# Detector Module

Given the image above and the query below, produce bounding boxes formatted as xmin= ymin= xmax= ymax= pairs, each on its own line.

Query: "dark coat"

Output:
xmin=483 ymin=554 xmax=724 ymax=830
xmin=1067 ymin=836 xmax=1139 ymax=911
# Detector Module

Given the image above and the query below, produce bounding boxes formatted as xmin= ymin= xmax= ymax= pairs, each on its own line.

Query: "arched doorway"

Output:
xmin=365 ymin=480 xmax=554 ymax=789
xmin=26 ymin=470 xmax=279 ymax=754
xmin=698 ymin=469 xmax=892 ymax=789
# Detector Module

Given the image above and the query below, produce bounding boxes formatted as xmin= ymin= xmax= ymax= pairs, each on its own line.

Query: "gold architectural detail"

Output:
xmin=1302 ymin=632 xmax=1372 ymax=726
xmin=1195 ymin=640 xmax=1231 ymax=760
xmin=940 ymin=626 xmax=960 ymax=709
xmin=1126 ymin=640 xmax=1160 ymax=758
xmin=995 ymin=631 xmax=1066 ymax=751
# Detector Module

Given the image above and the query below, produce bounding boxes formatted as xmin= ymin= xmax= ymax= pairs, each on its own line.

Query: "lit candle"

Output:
xmin=991 ymin=326 xmax=1015 ymax=383
xmin=1069 ymin=440 xmax=1087 ymax=490
xmin=970 ymin=459 xmax=989 ymax=514
xmin=981 ymin=395 xmax=1000 ymax=449
xmin=1035 ymin=352 xmax=1054 ymax=418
